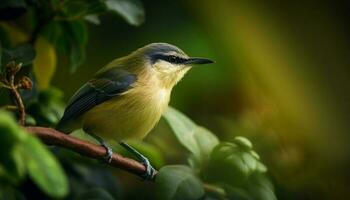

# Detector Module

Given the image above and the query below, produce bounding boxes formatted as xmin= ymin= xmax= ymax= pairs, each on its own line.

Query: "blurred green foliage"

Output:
xmin=7 ymin=0 xmax=350 ymax=199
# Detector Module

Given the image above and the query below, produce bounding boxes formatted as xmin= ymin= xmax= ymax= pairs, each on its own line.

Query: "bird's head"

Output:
xmin=136 ymin=43 xmax=214 ymax=88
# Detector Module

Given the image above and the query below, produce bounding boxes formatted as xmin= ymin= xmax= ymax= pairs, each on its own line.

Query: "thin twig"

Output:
xmin=9 ymin=88 xmax=26 ymax=125
xmin=25 ymin=126 xmax=157 ymax=181
xmin=0 ymin=105 xmax=18 ymax=111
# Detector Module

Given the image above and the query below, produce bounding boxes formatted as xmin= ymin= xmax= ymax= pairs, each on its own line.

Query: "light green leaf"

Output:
xmin=156 ymin=165 xmax=204 ymax=200
xmin=203 ymin=141 xmax=267 ymax=186
xmin=106 ymin=0 xmax=145 ymax=26
xmin=163 ymin=107 xmax=219 ymax=165
xmin=20 ymin=135 xmax=69 ymax=198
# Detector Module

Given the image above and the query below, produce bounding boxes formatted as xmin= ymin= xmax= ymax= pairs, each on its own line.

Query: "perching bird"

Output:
xmin=56 ymin=43 xmax=214 ymax=180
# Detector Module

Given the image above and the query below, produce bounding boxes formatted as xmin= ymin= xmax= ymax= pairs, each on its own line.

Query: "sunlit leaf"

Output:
xmin=106 ymin=0 xmax=145 ymax=26
xmin=33 ymin=37 xmax=57 ymax=90
xmin=163 ymin=107 xmax=219 ymax=165
xmin=156 ymin=165 xmax=204 ymax=200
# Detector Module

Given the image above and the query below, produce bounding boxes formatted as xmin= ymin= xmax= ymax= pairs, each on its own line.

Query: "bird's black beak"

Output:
xmin=183 ymin=57 xmax=214 ymax=65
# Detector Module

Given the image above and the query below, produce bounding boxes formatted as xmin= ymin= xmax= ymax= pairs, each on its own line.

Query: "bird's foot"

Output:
xmin=119 ymin=142 xmax=156 ymax=180
xmin=140 ymin=157 xmax=156 ymax=181
xmin=101 ymin=142 xmax=113 ymax=163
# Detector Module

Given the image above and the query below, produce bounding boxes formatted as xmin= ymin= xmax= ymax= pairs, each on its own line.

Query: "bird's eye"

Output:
xmin=168 ymin=56 xmax=177 ymax=63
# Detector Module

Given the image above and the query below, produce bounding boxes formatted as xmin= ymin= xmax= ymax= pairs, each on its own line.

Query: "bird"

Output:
xmin=56 ymin=43 xmax=214 ymax=180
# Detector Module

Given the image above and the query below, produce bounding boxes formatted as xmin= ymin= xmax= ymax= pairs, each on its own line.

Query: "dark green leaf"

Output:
xmin=163 ymin=107 xmax=219 ymax=165
xmin=156 ymin=165 xmax=204 ymax=200
xmin=20 ymin=135 xmax=69 ymax=198
xmin=64 ymin=21 xmax=88 ymax=73
xmin=106 ymin=0 xmax=145 ymax=26
xmin=41 ymin=20 xmax=88 ymax=73
xmin=1 ymin=44 xmax=36 ymax=66
xmin=59 ymin=0 xmax=107 ymax=20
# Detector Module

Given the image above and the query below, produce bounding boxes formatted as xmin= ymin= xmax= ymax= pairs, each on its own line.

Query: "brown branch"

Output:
xmin=10 ymin=87 xmax=26 ymax=125
xmin=25 ymin=126 xmax=157 ymax=181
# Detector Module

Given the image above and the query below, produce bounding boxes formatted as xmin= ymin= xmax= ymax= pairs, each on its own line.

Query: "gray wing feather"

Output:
xmin=56 ymin=69 xmax=137 ymax=132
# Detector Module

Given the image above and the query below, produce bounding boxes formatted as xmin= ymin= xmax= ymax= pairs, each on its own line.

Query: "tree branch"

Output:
xmin=25 ymin=126 xmax=157 ymax=181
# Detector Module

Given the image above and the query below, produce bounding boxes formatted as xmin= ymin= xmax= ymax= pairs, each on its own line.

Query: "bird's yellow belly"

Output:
xmin=81 ymin=86 xmax=170 ymax=142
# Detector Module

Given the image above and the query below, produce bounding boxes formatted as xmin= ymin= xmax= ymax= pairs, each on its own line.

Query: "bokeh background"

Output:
xmin=53 ymin=0 xmax=350 ymax=199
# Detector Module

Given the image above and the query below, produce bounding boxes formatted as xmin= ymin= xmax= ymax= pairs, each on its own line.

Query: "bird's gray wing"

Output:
xmin=56 ymin=69 xmax=137 ymax=132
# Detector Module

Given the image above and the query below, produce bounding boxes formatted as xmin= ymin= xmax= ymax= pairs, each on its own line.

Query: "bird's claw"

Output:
xmin=140 ymin=158 xmax=156 ymax=181
xmin=101 ymin=144 xmax=113 ymax=163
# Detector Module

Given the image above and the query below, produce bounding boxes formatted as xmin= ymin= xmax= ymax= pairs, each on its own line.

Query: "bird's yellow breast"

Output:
xmin=81 ymin=82 xmax=171 ymax=142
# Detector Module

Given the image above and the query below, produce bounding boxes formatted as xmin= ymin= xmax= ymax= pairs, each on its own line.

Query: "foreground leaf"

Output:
xmin=20 ymin=136 xmax=69 ymax=198
xmin=156 ymin=165 xmax=204 ymax=200
xmin=0 ymin=111 xmax=27 ymax=183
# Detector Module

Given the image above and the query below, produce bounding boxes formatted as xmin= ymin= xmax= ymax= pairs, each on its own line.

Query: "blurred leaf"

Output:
xmin=156 ymin=165 xmax=204 ymax=200
xmin=27 ymin=87 xmax=65 ymax=127
xmin=76 ymin=188 xmax=115 ymax=200
xmin=203 ymin=139 xmax=267 ymax=186
xmin=163 ymin=107 xmax=219 ymax=165
xmin=33 ymin=37 xmax=57 ymax=90
xmin=0 ymin=23 xmax=28 ymax=45
xmin=106 ymin=0 xmax=145 ymax=26
xmin=0 ymin=111 xmax=27 ymax=183
xmin=64 ymin=20 xmax=88 ymax=73
xmin=84 ymin=14 xmax=101 ymax=25
xmin=234 ymin=136 xmax=253 ymax=150
xmin=59 ymin=0 xmax=107 ymax=20
xmin=245 ymin=174 xmax=276 ymax=200
xmin=41 ymin=20 xmax=88 ymax=73
xmin=1 ymin=44 xmax=35 ymax=66
xmin=20 ymin=135 xmax=69 ymax=198
xmin=0 ymin=0 xmax=27 ymax=20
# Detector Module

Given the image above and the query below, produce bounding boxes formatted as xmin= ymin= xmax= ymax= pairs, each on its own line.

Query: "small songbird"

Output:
xmin=56 ymin=43 xmax=214 ymax=180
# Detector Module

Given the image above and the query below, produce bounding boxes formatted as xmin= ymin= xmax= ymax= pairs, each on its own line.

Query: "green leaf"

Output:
xmin=1 ymin=44 xmax=36 ymax=66
xmin=203 ymin=140 xmax=267 ymax=186
xmin=245 ymin=174 xmax=276 ymax=200
xmin=20 ymin=135 xmax=69 ymax=198
xmin=85 ymin=14 xmax=101 ymax=25
xmin=234 ymin=136 xmax=253 ymax=150
xmin=163 ymin=107 xmax=219 ymax=165
xmin=64 ymin=20 xmax=88 ymax=73
xmin=41 ymin=20 xmax=88 ymax=73
xmin=106 ymin=0 xmax=145 ymax=26
xmin=156 ymin=165 xmax=204 ymax=200
xmin=59 ymin=0 xmax=107 ymax=20
xmin=0 ymin=111 xmax=27 ymax=183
